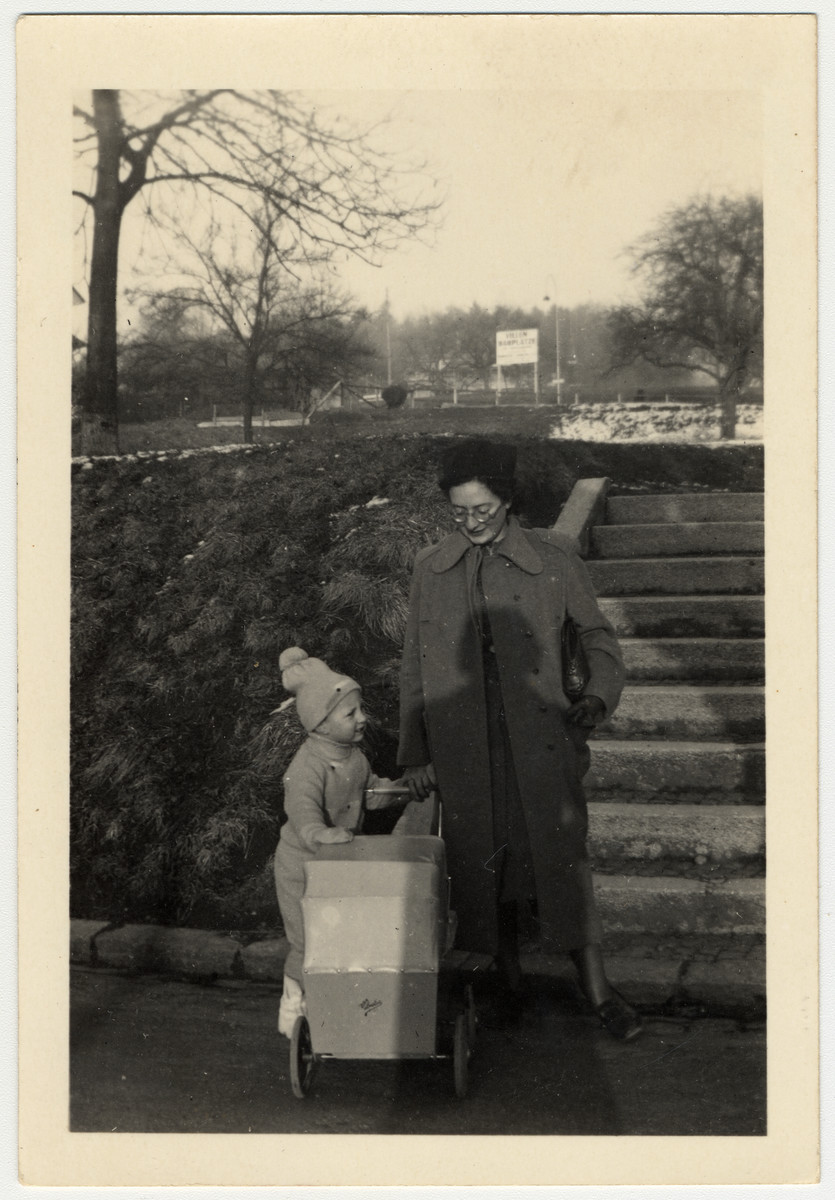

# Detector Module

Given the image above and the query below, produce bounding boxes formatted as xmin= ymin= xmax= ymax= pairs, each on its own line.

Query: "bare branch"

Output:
xmin=608 ymin=194 xmax=762 ymax=396
xmin=73 ymin=104 xmax=95 ymax=127
xmin=74 ymin=87 xmax=441 ymax=452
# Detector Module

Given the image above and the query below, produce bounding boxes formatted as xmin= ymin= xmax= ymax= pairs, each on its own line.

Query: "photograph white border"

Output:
xmin=16 ymin=11 xmax=820 ymax=1189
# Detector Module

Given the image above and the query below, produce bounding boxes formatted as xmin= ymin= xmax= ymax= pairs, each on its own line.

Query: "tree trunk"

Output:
xmin=81 ymin=91 xmax=124 ymax=456
xmin=719 ymin=387 xmax=738 ymax=440
xmin=241 ymin=348 xmax=258 ymax=444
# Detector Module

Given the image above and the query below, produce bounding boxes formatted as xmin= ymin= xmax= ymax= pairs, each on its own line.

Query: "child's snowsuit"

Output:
xmin=275 ymin=731 xmax=402 ymax=985
xmin=272 ymin=644 xmax=404 ymax=1037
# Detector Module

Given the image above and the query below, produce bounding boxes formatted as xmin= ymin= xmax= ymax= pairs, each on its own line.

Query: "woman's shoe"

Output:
xmin=478 ymin=959 xmax=526 ymax=1028
xmin=495 ymin=953 xmax=523 ymax=996
xmin=595 ymin=988 xmax=642 ymax=1041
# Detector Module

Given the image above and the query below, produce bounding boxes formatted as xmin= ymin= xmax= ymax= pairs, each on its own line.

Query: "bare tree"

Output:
xmin=131 ymin=205 xmax=370 ymax=441
xmin=607 ymin=195 xmax=763 ymax=438
xmin=454 ymin=303 xmax=501 ymax=390
xmin=73 ymin=89 xmax=440 ymax=453
xmin=398 ymin=311 xmax=462 ymax=395
xmin=118 ymin=301 xmax=236 ymax=422
xmin=264 ymin=309 xmax=375 ymax=424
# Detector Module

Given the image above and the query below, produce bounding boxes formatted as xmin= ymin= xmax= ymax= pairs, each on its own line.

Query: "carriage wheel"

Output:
xmin=453 ymin=1012 xmax=469 ymax=1098
xmin=465 ymin=984 xmax=478 ymax=1046
xmin=290 ymin=1015 xmax=316 ymax=1099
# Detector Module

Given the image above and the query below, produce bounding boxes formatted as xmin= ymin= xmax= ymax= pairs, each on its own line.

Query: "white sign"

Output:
xmin=496 ymin=328 xmax=538 ymax=365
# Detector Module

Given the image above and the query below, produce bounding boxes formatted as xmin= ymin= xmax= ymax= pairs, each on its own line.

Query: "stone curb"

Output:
xmin=70 ymin=920 xmax=765 ymax=1014
xmin=71 ymin=920 xmax=289 ymax=979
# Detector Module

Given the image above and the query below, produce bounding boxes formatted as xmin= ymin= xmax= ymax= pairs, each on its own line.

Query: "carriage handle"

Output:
xmin=364 ymin=785 xmax=442 ymax=839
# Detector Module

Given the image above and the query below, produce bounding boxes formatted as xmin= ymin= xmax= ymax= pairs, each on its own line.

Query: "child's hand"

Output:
xmin=314 ymin=827 xmax=354 ymax=845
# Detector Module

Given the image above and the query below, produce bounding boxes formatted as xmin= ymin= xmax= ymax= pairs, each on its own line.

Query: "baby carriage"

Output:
xmin=288 ymin=796 xmax=477 ymax=1098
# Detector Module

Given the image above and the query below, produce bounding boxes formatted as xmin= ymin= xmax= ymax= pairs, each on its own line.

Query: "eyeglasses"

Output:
xmin=450 ymin=501 xmax=504 ymax=524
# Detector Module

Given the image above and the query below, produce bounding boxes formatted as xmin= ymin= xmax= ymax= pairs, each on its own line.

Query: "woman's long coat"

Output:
xmin=397 ymin=517 xmax=625 ymax=955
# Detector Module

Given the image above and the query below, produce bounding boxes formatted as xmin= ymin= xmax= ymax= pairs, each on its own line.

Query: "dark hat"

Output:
xmin=438 ymin=438 xmax=517 ymax=492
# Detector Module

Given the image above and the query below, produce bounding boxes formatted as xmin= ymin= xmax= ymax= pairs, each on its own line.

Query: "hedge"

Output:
xmin=71 ymin=431 xmax=763 ymax=927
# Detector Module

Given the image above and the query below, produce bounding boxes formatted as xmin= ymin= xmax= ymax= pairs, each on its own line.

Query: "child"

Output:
xmin=274 ymin=646 xmax=409 ymax=1037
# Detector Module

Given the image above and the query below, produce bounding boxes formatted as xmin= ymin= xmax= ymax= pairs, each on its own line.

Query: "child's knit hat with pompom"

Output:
xmin=278 ymin=647 xmax=360 ymax=732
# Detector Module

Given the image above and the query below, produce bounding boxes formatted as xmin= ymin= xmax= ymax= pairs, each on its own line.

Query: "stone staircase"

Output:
xmin=575 ymin=489 xmax=765 ymax=1011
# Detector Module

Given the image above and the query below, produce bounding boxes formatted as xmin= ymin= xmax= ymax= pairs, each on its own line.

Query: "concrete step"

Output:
xmin=585 ymin=740 xmax=765 ymax=803
xmin=619 ymin=638 xmax=764 ymax=682
xmin=599 ymin=595 xmax=764 ymax=638
xmin=593 ymin=873 xmax=765 ymax=937
xmin=587 ymin=802 xmax=764 ymax=874
xmin=600 ymin=685 xmax=764 ymax=741
xmin=606 ymin=492 xmax=763 ymax=525
xmin=520 ymin=948 xmax=765 ymax=1014
xmin=592 ymin=521 xmax=764 ymax=559
xmin=587 ymin=556 xmax=764 ymax=596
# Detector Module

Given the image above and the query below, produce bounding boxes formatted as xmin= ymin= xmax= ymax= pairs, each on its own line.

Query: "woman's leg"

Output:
xmin=496 ymin=899 xmax=523 ymax=993
xmin=570 ymin=942 xmax=611 ymax=1008
xmin=571 ymin=942 xmax=642 ymax=1040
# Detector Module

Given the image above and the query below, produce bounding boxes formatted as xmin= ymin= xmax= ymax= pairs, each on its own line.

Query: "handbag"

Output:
xmin=561 ymin=615 xmax=590 ymax=701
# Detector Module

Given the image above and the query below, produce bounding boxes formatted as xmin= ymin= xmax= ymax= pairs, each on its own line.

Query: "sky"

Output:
xmin=292 ymin=88 xmax=762 ymax=319
xmin=74 ymin=87 xmax=762 ymax=330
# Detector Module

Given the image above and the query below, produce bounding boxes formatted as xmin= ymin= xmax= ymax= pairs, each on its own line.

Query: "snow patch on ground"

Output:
xmin=550 ymin=402 xmax=763 ymax=443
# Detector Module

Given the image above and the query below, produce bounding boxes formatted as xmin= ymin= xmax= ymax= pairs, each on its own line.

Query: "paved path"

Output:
xmin=71 ymin=967 xmax=765 ymax=1136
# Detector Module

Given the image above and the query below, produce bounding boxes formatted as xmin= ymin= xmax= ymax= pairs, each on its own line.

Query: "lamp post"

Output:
xmin=543 ymin=276 xmax=561 ymax=405
xmin=384 ymin=288 xmax=393 ymax=386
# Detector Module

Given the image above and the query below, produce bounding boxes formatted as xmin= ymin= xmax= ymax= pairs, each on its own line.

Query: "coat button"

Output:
xmin=524 ymin=631 xmax=533 ymax=638
xmin=538 ymin=703 xmax=548 ymax=712
xmin=514 ymin=594 xmax=521 ymax=601
xmin=546 ymin=743 xmax=554 ymax=751
xmin=532 ymin=667 xmax=540 ymax=675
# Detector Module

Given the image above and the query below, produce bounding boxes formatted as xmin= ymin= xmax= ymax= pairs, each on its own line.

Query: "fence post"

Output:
xmin=212 ymin=403 xmax=217 ymax=426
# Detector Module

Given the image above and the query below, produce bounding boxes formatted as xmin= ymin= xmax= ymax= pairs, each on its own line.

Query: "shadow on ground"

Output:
xmin=70 ymin=967 xmax=765 ymax=1136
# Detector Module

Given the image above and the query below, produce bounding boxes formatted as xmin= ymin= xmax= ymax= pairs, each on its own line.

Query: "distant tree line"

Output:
xmin=105 ymin=279 xmax=761 ymax=432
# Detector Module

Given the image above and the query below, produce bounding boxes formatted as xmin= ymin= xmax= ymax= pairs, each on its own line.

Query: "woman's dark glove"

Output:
xmin=401 ymin=762 xmax=437 ymax=802
xmin=565 ymin=695 xmax=606 ymax=727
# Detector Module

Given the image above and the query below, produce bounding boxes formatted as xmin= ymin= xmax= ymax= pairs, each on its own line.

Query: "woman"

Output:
xmin=398 ymin=438 xmax=640 ymax=1040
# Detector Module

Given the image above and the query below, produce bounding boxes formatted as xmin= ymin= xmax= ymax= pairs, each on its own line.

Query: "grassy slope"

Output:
xmin=71 ymin=426 xmax=763 ymax=927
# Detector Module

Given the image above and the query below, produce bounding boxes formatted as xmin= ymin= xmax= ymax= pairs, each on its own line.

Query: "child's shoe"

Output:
xmin=278 ymin=975 xmax=306 ymax=1038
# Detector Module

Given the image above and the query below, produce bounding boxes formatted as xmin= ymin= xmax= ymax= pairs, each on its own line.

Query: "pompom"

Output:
xmin=279 ymin=646 xmax=308 ymax=671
